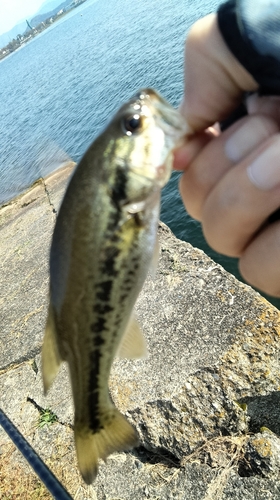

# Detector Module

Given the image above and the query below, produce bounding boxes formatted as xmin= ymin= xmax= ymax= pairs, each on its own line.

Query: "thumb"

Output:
xmin=180 ymin=14 xmax=259 ymax=131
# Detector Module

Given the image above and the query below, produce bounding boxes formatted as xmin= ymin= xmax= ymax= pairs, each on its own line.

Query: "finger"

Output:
xmin=202 ymin=134 xmax=280 ymax=257
xmin=179 ymin=115 xmax=278 ymax=220
xmin=247 ymin=94 xmax=280 ymax=127
xmin=180 ymin=14 xmax=258 ymax=131
xmin=239 ymin=222 xmax=280 ymax=297
xmin=173 ymin=128 xmax=217 ymax=171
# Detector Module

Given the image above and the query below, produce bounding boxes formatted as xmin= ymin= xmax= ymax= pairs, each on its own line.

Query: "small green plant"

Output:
xmin=38 ymin=408 xmax=58 ymax=428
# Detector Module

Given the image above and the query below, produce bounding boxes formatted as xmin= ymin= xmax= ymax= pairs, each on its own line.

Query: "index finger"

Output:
xmin=180 ymin=14 xmax=258 ymax=131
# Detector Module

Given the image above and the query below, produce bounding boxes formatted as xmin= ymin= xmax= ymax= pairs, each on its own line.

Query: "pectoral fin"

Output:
xmin=42 ymin=302 xmax=61 ymax=394
xmin=117 ymin=315 xmax=147 ymax=359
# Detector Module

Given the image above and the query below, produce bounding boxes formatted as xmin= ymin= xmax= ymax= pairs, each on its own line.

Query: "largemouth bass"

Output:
xmin=42 ymin=88 xmax=187 ymax=484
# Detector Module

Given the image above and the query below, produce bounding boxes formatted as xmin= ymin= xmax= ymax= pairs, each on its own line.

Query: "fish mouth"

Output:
xmin=126 ymin=89 xmax=191 ymax=188
xmin=153 ymin=99 xmax=190 ymax=147
xmin=156 ymin=106 xmax=188 ymax=148
xmin=134 ymin=88 xmax=191 ymax=145
xmin=148 ymin=90 xmax=190 ymax=185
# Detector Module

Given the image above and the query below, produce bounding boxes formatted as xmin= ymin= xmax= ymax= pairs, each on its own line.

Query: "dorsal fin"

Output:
xmin=42 ymin=302 xmax=62 ymax=394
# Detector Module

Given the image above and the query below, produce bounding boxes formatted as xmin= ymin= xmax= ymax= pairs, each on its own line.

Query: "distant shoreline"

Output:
xmin=0 ymin=0 xmax=88 ymax=61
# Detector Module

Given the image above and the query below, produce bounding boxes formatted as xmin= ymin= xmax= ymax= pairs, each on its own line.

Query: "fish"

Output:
xmin=42 ymin=88 xmax=188 ymax=484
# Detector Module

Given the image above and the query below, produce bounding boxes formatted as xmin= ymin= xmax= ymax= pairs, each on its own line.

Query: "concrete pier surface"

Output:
xmin=1 ymin=162 xmax=280 ymax=499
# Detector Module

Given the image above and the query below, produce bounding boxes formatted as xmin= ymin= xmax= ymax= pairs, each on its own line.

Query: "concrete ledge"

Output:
xmin=1 ymin=163 xmax=280 ymax=499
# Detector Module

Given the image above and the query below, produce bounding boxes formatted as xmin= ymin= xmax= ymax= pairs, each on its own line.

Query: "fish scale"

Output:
xmin=42 ymin=88 xmax=189 ymax=483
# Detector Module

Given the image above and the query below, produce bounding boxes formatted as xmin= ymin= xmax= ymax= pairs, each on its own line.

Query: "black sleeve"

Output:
xmin=218 ymin=0 xmax=280 ymax=95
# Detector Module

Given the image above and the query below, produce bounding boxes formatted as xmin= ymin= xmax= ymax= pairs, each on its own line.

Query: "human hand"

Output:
xmin=174 ymin=14 xmax=280 ymax=297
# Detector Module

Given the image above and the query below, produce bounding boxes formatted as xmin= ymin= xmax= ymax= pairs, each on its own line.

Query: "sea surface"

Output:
xmin=0 ymin=0 xmax=278 ymax=307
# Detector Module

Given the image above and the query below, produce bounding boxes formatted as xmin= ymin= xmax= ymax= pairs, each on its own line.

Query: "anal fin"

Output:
xmin=117 ymin=315 xmax=147 ymax=359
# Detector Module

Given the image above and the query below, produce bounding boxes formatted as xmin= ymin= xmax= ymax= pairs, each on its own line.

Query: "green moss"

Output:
xmin=37 ymin=408 xmax=58 ymax=428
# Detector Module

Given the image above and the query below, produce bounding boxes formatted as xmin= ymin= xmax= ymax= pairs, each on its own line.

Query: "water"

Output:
xmin=0 ymin=0 xmax=219 ymax=199
xmin=0 ymin=0 xmax=279 ymax=308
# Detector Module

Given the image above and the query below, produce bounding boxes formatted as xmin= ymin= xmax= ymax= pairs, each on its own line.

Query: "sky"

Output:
xmin=0 ymin=0 xmax=46 ymax=35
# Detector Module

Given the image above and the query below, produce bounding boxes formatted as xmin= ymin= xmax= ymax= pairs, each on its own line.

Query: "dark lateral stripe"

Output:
xmin=93 ymin=303 xmax=114 ymax=314
xmin=86 ymin=174 xmax=142 ymax=432
xmin=111 ymin=166 xmax=128 ymax=208
xmin=100 ymin=245 xmax=121 ymax=276
xmin=96 ymin=280 xmax=113 ymax=301
xmin=110 ymin=138 xmax=135 ymax=211
xmin=88 ymin=348 xmax=103 ymax=431
xmin=90 ymin=316 xmax=107 ymax=335
xmin=106 ymin=208 xmax=121 ymax=233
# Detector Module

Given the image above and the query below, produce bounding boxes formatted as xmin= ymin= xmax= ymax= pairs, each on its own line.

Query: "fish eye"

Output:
xmin=134 ymin=91 xmax=145 ymax=100
xmin=122 ymin=114 xmax=142 ymax=136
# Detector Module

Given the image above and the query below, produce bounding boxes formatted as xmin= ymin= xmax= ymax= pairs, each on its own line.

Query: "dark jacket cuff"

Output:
xmin=218 ymin=0 xmax=280 ymax=95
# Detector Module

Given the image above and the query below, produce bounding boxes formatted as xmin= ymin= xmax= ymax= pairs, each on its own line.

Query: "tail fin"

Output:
xmin=75 ymin=409 xmax=139 ymax=484
xmin=42 ymin=303 xmax=61 ymax=394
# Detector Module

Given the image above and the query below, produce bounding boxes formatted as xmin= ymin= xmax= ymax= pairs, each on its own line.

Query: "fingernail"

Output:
xmin=247 ymin=136 xmax=280 ymax=190
xmin=225 ymin=117 xmax=273 ymax=163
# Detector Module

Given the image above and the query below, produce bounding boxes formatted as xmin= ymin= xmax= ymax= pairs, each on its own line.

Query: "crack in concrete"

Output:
xmin=26 ymin=396 xmax=73 ymax=429
xmin=41 ymin=178 xmax=57 ymax=216
xmin=0 ymin=347 xmax=42 ymax=373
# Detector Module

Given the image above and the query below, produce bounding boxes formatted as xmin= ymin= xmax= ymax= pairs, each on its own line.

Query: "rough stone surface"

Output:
xmin=0 ymin=162 xmax=74 ymax=370
xmin=242 ymin=430 xmax=280 ymax=479
xmin=1 ymin=163 xmax=280 ymax=499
